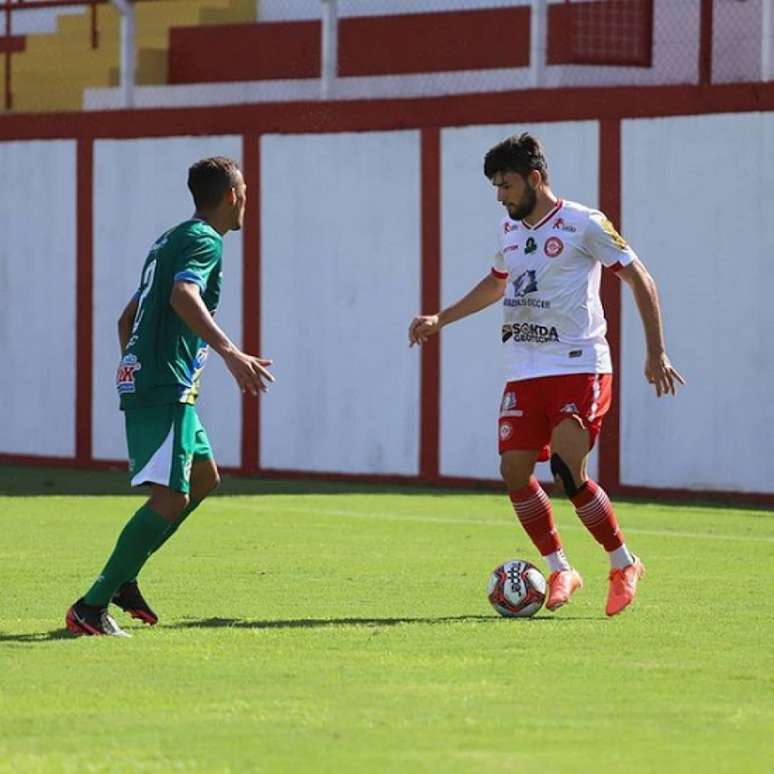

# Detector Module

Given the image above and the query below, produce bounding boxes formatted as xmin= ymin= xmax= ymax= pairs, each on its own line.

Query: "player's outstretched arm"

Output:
xmin=170 ymin=281 xmax=274 ymax=396
xmin=408 ymin=272 xmax=506 ymax=347
xmin=117 ymin=295 xmax=139 ymax=353
xmin=617 ymin=259 xmax=685 ymax=397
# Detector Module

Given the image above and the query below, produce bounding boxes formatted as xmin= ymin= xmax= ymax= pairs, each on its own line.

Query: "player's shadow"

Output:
xmin=173 ymin=613 xmax=601 ymax=630
xmin=0 ymin=629 xmax=76 ymax=644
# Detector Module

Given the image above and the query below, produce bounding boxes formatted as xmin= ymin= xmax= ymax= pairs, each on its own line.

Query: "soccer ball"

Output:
xmin=487 ymin=559 xmax=546 ymax=618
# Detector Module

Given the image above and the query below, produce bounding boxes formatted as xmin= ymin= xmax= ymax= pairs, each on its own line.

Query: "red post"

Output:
xmin=598 ymin=119 xmax=622 ymax=495
xmin=419 ymin=128 xmax=441 ymax=482
xmin=241 ymin=134 xmax=261 ymax=474
xmin=76 ymin=137 xmax=94 ymax=465
xmin=91 ymin=2 xmax=98 ymax=49
xmin=699 ymin=0 xmax=713 ymax=85
xmin=4 ymin=3 xmax=11 ymax=110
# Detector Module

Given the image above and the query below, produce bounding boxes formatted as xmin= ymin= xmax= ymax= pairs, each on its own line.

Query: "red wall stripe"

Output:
xmin=598 ymin=119 xmax=622 ymax=494
xmin=240 ymin=134 xmax=261 ymax=474
xmin=419 ymin=128 xmax=441 ymax=482
xmin=75 ymin=137 xmax=93 ymax=465
xmin=1 ymin=84 xmax=773 ymax=142
xmin=338 ymin=8 xmax=530 ymax=77
xmin=168 ymin=9 xmax=530 ymax=85
xmin=169 ymin=22 xmax=320 ymax=84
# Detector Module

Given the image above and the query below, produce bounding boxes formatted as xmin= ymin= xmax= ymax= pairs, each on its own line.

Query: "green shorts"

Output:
xmin=124 ymin=404 xmax=213 ymax=493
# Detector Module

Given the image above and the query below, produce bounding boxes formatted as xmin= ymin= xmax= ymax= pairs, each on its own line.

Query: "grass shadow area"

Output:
xmin=0 ymin=629 xmax=75 ymax=644
xmin=0 ymin=464 xmax=764 ymax=511
xmin=172 ymin=614 xmax=601 ymax=631
xmin=0 ymin=464 xmax=502 ymax=498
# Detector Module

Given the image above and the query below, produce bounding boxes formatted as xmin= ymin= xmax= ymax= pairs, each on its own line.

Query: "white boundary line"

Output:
xmin=217 ymin=501 xmax=774 ymax=545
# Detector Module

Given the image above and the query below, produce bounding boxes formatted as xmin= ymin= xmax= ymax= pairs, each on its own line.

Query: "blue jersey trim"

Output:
xmin=174 ymin=271 xmax=205 ymax=291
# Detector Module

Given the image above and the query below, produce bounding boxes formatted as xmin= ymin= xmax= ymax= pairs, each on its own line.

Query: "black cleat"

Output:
xmin=66 ymin=598 xmax=130 ymax=637
xmin=112 ymin=580 xmax=159 ymax=625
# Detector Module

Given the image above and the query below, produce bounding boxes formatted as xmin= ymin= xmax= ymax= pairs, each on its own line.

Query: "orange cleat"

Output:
xmin=606 ymin=556 xmax=645 ymax=617
xmin=546 ymin=568 xmax=584 ymax=611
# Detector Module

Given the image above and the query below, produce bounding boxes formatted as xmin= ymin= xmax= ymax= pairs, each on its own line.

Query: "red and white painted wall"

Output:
xmin=1 ymin=83 xmax=773 ymax=504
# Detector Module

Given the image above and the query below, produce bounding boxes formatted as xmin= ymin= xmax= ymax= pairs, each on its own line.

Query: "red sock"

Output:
xmin=509 ymin=477 xmax=561 ymax=556
xmin=570 ymin=479 xmax=624 ymax=551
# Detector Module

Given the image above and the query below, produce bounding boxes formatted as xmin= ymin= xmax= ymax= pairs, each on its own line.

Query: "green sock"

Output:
xmin=83 ymin=505 xmax=170 ymax=608
xmin=151 ymin=498 xmax=202 ymax=555
xmin=127 ymin=499 xmax=203 ymax=584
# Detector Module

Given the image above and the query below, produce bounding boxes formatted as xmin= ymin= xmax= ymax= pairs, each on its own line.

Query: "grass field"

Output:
xmin=1 ymin=465 xmax=773 ymax=773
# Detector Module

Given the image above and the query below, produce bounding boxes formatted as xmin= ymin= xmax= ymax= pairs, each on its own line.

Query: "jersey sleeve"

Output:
xmin=491 ymin=250 xmax=508 ymax=279
xmin=174 ymin=235 xmax=221 ymax=293
xmin=584 ymin=211 xmax=637 ymax=272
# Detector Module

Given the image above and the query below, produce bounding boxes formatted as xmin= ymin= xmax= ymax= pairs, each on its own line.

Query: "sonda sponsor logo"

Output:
xmin=501 ymin=322 xmax=559 ymax=344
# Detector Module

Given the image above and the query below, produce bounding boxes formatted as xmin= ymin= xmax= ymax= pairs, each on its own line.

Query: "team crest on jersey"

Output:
xmin=600 ymin=217 xmax=628 ymax=250
xmin=116 ymin=354 xmax=142 ymax=394
xmin=544 ymin=237 xmax=564 ymax=258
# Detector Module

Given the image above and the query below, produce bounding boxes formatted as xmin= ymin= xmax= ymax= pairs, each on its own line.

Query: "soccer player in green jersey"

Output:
xmin=66 ymin=157 xmax=274 ymax=637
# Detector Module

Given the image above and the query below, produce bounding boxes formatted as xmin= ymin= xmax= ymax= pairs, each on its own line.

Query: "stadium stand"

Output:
xmin=3 ymin=0 xmax=254 ymax=112
xmin=1 ymin=1 xmax=771 ymax=112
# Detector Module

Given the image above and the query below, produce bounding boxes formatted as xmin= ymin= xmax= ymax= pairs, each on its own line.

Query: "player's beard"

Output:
xmin=507 ymin=185 xmax=537 ymax=221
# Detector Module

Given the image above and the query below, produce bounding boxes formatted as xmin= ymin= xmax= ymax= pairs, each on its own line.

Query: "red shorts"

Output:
xmin=498 ymin=373 xmax=612 ymax=462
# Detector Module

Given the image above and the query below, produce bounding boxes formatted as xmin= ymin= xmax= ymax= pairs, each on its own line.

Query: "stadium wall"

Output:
xmin=1 ymin=83 xmax=773 ymax=504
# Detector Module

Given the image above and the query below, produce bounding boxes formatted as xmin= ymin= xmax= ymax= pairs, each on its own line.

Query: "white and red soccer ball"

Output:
xmin=487 ymin=559 xmax=546 ymax=618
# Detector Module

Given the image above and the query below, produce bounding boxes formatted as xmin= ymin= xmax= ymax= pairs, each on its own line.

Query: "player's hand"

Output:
xmin=408 ymin=314 xmax=441 ymax=347
xmin=224 ymin=349 xmax=275 ymax=396
xmin=644 ymin=352 xmax=684 ymax=397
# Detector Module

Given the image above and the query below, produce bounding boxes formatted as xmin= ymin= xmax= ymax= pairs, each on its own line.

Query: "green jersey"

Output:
xmin=117 ymin=219 xmax=223 ymax=410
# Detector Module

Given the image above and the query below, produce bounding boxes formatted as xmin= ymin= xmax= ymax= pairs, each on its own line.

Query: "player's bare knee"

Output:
xmin=204 ymin=471 xmax=221 ymax=498
xmin=500 ymin=457 xmax=530 ymax=491
xmin=169 ymin=491 xmax=190 ymax=516
xmin=149 ymin=487 xmax=189 ymax=520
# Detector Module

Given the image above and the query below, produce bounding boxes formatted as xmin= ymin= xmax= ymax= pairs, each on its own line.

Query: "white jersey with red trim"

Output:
xmin=492 ymin=199 xmax=637 ymax=382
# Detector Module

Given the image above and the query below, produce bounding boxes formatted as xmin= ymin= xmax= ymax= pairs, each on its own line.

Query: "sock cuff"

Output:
xmin=570 ymin=478 xmax=600 ymax=508
xmin=136 ymin=504 xmax=173 ymax=533
xmin=509 ymin=476 xmax=543 ymax=503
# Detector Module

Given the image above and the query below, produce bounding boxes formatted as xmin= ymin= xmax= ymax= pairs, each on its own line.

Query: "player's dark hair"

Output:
xmin=483 ymin=133 xmax=549 ymax=184
xmin=187 ymin=156 xmax=242 ymax=210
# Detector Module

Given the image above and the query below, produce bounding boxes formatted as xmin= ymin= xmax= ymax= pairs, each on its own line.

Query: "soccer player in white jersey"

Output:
xmin=408 ymin=133 xmax=684 ymax=616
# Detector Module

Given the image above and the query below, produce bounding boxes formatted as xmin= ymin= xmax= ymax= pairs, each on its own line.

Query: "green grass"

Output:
xmin=1 ymin=466 xmax=773 ymax=773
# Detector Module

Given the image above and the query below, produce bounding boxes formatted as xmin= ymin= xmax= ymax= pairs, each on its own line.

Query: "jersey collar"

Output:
xmin=520 ymin=199 xmax=563 ymax=231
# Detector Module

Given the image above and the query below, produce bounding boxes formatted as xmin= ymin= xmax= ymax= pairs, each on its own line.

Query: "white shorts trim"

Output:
xmin=130 ymin=423 xmax=175 ymax=488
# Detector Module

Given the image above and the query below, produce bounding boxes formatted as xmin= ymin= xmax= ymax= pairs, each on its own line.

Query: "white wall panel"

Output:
xmin=93 ymin=136 xmax=243 ymax=467
xmin=440 ymin=122 xmax=600 ymax=482
xmin=622 ymin=113 xmax=774 ymax=492
xmin=0 ymin=141 xmax=76 ymax=456
xmin=261 ymin=131 xmax=420 ymax=474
